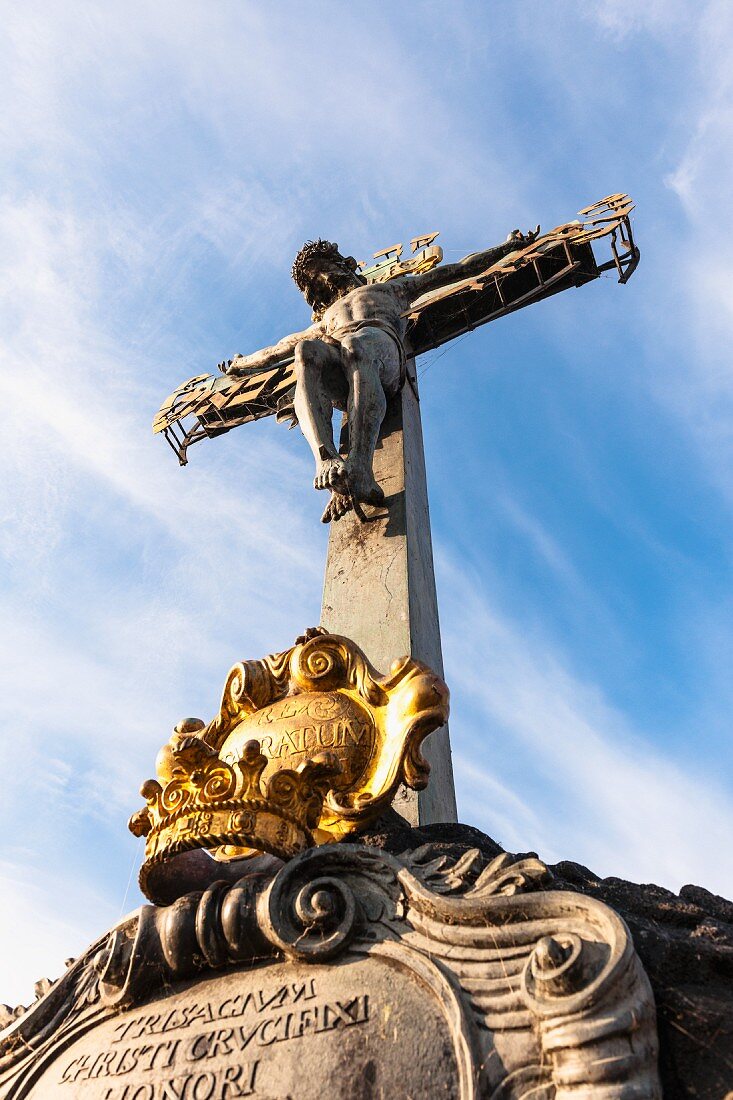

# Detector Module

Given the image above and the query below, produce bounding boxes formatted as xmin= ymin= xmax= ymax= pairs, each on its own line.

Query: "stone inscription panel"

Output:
xmin=29 ymin=955 xmax=458 ymax=1099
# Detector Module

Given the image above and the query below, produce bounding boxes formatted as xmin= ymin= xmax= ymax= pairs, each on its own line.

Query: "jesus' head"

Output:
xmin=291 ymin=240 xmax=364 ymax=319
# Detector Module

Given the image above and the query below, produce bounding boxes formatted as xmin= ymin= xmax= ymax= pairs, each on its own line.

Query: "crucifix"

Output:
xmin=153 ymin=194 xmax=638 ymax=827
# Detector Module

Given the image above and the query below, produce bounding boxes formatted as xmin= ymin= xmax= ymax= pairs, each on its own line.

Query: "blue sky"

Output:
xmin=2 ymin=0 xmax=733 ymax=1004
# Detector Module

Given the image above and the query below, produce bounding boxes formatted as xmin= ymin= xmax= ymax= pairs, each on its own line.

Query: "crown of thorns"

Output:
xmin=291 ymin=239 xmax=343 ymax=291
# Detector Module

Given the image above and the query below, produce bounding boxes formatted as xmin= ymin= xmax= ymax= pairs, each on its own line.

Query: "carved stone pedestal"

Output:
xmin=0 ymin=841 xmax=661 ymax=1099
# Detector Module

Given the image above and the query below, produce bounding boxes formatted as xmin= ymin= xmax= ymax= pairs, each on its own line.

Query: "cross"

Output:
xmin=153 ymin=195 xmax=638 ymax=827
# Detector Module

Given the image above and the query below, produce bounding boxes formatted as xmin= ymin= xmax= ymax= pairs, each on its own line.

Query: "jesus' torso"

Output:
xmin=320 ymin=279 xmax=411 ymax=345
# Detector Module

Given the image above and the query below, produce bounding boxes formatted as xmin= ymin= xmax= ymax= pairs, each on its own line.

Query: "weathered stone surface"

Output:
xmin=358 ymin=816 xmax=733 ymax=1100
xmin=552 ymin=862 xmax=733 ymax=1100
xmin=321 ymin=368 xmax=457 ymax=827
xmin=13 ymin=817 xmax=728 ymax=1095
xmin=27 ymin=955 xmax=458 ymax=1099
xmin=0 ymin=836 xmax=660 ymax=1098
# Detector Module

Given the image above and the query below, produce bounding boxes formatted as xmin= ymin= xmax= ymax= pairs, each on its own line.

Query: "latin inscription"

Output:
xmin=102 ymin=1063 xmax=257 ymax=1099
xmin=253 ymin=716 xmax=370 ymax=760
xmin=58 ymin=978 xmax=369 ymax=1098
xmin=27 ymin=955 xmax=460 ymax=1099
xmin=111 ymin=979 xmax=317 ymax=1043
xmin=222 ymin=694 xmax=376 ymax=787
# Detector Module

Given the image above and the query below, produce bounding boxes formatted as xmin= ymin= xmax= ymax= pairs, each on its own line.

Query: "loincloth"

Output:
xmin=278 ymin=319 xmax=407 ymax=427
xmin=324 ymin=318 xmax=407 ymax=386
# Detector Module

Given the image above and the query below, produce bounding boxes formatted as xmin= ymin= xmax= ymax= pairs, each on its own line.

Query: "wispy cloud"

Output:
xmin=585 ymin=0 xmax=692 ymax=39
xmin=441 ymin=555 xmax=733 ymax=894
xmin=0 ymin=857 xmax=121 ymax=1011
xmin=0 ymin=100 xmax=327 ymax=1008
xmin=2 ymin=0 xmax=733 ymax=1010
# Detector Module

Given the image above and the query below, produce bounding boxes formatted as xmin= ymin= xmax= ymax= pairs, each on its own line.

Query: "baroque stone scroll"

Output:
xmin=0 ymin=842 xmax=661 ymax=1098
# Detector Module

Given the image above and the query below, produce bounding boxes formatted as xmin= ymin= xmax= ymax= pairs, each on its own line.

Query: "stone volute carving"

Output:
xmin=0 ymin=842 xmax=660 ymax=1098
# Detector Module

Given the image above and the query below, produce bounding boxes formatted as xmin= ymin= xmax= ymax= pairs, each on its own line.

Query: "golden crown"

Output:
xmin=129 ymin=735 xmax=341 ymax=869
xmin=129 ymin=629 xmax=449 ymax=897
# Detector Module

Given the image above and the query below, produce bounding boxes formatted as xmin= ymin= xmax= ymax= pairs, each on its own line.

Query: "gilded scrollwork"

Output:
xmin=206 ymin=630 xmax=389 ymax=754
xmin=129 ymin=629 xmax=450 ymax=886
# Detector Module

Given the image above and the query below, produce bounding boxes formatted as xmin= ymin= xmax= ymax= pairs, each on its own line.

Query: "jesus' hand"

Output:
xmin=506 ymin=225 xmax=541 ymax=249
xmin=221 ymin=354 xmax=256 ymax=376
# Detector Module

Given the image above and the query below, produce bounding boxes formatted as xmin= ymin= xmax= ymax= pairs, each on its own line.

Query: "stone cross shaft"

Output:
xmin=321 ymin=360 xmax=457 ymax=825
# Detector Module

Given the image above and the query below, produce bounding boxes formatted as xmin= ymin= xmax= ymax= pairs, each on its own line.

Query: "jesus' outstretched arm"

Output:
xmin=223 ymin=321 xmax=324 ymax=375
xmin=406 ymin=226 xmax=540 ymax=299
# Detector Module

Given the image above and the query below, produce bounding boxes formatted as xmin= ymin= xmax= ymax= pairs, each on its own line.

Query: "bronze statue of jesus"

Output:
xmin=225 ymin=232 xmax=536 ymax=522
xmin=154 ymin=196 xmax=639 ymax=521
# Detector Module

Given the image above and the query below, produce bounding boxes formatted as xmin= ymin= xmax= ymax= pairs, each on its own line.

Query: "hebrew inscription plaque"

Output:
xmin=223 ymin=692 xmax=376 ymax=787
